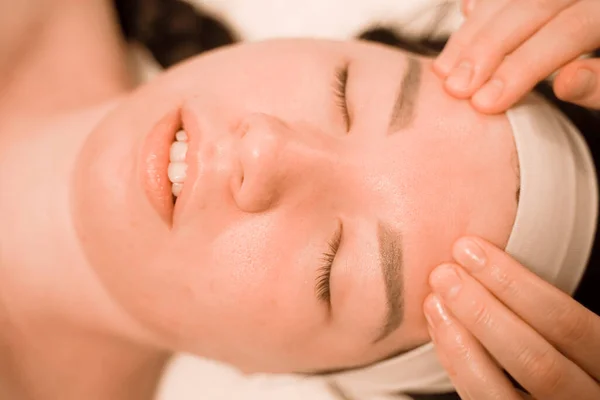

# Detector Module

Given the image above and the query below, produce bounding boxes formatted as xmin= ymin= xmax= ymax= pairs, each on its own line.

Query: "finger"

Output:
xmin=554 ymin=57 xmax=600 ymax=108
xmin=443 ymin=0 xmax=577 ymax=98
xmin=471 ymin=0 xmax=600 ymax=113
xmin=452 ymin=237 xmax=600 ymax=381
xmin=461 ymin=0 xmax=476 ymax=17
xmin=429 ymin=263 xmax=600 ymax=400
xmin=424 ymin=293 xmax=523 ymax=400
xmin=434 ymin=0 xmax=513 ymax=76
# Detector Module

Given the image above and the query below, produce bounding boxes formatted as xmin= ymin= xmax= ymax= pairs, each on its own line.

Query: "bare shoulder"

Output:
xmin=0 ymin=2 xmax=49 ymax=69
xmin=0 ymin=0 xmax=132 ymax=118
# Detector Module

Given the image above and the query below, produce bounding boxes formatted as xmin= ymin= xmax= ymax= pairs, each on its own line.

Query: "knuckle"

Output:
xmin=446 ymin=335 xmax=474 ymax=363
xmin=561 ymin=12 xmax=595 ymax=42
xmin=489 ymin=263 xmax=520 ymax=297
xmin=518 ymin=346 xmax=565 ymax=394
xmin=549 ymin=306 xmax=591 ymax=343
xmin=471 ymin=301 xmax=493 ymax=328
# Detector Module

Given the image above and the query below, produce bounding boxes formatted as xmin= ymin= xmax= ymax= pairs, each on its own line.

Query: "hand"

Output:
xmin=423 ymin=237 xmax=600 ymax=400
xmin=433 ymin=0 xmax=600 ymax=112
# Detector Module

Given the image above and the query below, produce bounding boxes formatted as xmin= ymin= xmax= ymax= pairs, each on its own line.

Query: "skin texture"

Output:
xmin=69 ymin=38 xmax=519 ymax=373
xmin=435 ymin=0 xmax=600 ymax=113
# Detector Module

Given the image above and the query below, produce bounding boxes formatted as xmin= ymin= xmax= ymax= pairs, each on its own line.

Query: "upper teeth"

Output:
xmin=169 ymin=130 xmax=188 ymax=197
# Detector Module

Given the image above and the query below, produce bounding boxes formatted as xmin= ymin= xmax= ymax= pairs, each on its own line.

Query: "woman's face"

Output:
xmin=72 ymin=39 xmax=518 ymax=373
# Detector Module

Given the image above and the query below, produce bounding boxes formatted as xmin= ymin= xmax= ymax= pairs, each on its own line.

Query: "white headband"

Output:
xmin=323 ymin=93 xmax=599 ymax=399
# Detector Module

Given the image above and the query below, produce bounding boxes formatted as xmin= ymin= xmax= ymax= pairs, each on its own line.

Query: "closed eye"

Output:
xmin=333 ymin=64 xmax=351 ymax=132
xmin=315 ymin=222 xmax=343 ymax=304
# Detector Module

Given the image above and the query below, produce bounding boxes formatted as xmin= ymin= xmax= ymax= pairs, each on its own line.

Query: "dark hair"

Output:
xmin=113 ymin=0 xmax=237 ymax=67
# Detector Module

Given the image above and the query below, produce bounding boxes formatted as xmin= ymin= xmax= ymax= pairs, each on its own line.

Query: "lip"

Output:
xmin=139 ymin=108 xmax=181 ymax=225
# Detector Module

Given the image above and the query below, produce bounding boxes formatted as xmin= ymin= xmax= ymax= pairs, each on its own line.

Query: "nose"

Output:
xmin=233 ymin=113 xmax=328 ymax=213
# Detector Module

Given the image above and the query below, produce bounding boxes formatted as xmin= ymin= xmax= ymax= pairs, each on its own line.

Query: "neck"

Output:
xmin=0 ymin=104 xmax=169 ymax=399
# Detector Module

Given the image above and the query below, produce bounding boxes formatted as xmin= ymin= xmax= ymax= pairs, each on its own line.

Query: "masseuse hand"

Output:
xmin=433 ymin=0 xmax=600 ymax=112
xmin=424 ymin=237 xmax=600 ymax=400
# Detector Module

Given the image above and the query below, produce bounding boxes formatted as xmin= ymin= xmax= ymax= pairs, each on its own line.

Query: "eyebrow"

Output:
xmin=373 ymin=221 xmax=404 ymax=343
xmin=367 ymin=57 xmax=419 ymax=343
xmin=388 ymin=56 xmax=422 ymax=133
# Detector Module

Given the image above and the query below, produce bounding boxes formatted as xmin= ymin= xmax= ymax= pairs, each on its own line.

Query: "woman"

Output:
xmin=0 ymin=1 xmax=598 ymax=400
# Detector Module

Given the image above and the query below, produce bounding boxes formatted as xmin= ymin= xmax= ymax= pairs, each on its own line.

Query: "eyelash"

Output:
xmin=333 ymin=65 xmax=351 ymax=131
xmin=315 ymin=225 xmax=343 ymax=303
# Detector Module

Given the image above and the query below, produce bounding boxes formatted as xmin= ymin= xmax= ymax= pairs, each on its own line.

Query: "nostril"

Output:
xmin=233 ymin=119 xmax=250 ymax=139
xmin=231 ymin=112 xmax=291 ymax=212
xmin=229 ymin=153 xmax=245 ymax=196
xmin=235 ymin=177 xmax=275 ymax=213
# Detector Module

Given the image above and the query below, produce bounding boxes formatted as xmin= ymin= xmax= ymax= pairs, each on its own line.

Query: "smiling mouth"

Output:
xmin=140 ymin=104 xmax=202 ymax=225
xmin=140 ymin=108 xmax=187 ymax=224
xmin=168 ymin=129 xmax=189 ymax=202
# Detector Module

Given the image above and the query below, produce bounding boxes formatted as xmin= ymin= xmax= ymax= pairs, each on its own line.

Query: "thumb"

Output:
xmin=554 ymin=58 xmax=600 ymax=110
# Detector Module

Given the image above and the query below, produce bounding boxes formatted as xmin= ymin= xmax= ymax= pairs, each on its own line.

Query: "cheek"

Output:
xmin=199 ymin=217 xmax=320 ymax=329
xmin=132 ymin=215 xmax=328 ymax=356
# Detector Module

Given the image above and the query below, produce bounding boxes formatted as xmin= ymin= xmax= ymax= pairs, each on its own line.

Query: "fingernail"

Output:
xmin=446 ymin=61 xmax=474 ymax=92
xmin=565 ymin=68 xmax=595 ymax=100
xmin=453 ymin=238 xmax=487 ymax=272
xmin=473 ymin=78 xmax=504 ymax=108
xmin=430 ymin=264 xmax=462 ymax=299
xmin=424 ymin=294 xmax=452 ymax=327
